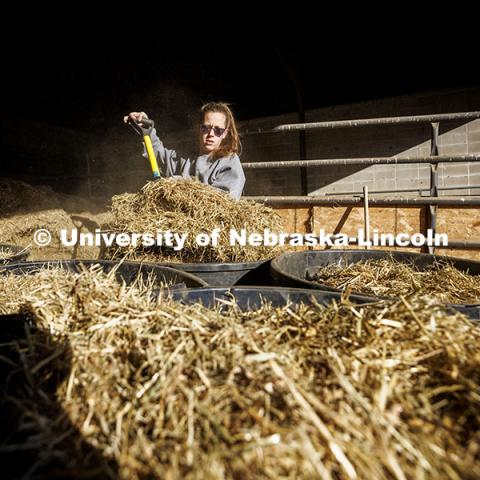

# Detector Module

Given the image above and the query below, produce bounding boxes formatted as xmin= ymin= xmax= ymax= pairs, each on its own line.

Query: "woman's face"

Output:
xmin=200 ymin=111 xmax=228 ymax=155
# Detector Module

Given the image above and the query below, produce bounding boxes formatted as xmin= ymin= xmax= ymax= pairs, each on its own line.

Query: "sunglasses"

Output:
xmin=200 ymin=124 xmax=226 ymax=137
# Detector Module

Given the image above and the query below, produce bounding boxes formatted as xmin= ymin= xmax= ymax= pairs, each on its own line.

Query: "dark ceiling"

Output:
xmin=2 ymin=19 xmax=478 ymax=133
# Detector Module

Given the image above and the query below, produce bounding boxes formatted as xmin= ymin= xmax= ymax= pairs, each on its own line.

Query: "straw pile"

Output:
xmin=1 ymin=269 xmax=479 ymax=479
xmin=0 ymin=270 xmax=70 ymax=315
xmin=0 ymin=179 xmax=111 ymax=260
xmin=310 ymin=257 xmax=480 ymax=304
xmin=0 ymin=263 xmax=171 ymax=316
xmin=104 ymin=178 xmax=284 ymax=263
xmin=0 ymin=178 xmax=61 ymax=215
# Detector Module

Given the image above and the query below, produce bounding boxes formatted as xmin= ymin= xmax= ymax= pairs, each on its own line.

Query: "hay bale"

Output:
xmin=2 ymin=269 xmax=479 ymax=479
xmin=104 ymin=178 xmax=285 ymax=263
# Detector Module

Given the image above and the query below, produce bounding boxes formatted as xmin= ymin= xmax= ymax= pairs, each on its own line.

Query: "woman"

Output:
xmin=124 ymin=102 xmax=246 ymax=199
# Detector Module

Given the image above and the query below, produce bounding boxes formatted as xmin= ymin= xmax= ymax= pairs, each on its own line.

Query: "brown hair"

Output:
xmin=200 ymin=102 xmax=242 ymax=160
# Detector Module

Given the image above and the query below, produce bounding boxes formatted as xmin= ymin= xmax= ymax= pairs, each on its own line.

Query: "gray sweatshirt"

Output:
xmin=143 ymin=128 xmax=246 ymax=199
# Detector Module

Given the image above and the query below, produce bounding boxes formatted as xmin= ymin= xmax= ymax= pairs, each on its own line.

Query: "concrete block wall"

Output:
xmin=304 ymin=120 xmax=480 ymax=197
xmin=238 ymin=86 xmax=480 ymax=197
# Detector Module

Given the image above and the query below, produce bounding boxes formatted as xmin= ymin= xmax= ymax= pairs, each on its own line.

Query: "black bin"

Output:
xmin=164 ymin=286 xmax=374 ymax=312
xmin=270 ymin=249 xmax=480 ymax=320
xmin=0 ymin=259 xmax=208 ymax=289
xmin=163 ymin=259 xmax=272 ymax=286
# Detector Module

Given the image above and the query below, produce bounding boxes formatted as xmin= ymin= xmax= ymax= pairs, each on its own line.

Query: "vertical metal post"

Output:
xmin=426 ymin=122 xmax=439 ymax=254
xmin=363 ymin=185 xmax=370 ymax=250
xmin=298 ymin=110 xmax=313 ymax=237
xmin=299 ymin=111 xmax=308 ymax=195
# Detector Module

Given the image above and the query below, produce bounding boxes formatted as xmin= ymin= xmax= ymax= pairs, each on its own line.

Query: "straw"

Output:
xmin=310 ymin=256 xmax=480 ymax=304
xmin=1 ymin=269 xmax=479 ymax=479
xmin=104 ymin=178 xmax=285 ymax=263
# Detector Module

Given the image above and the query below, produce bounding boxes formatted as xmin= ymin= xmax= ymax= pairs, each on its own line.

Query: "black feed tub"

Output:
xmin=0 ymin=259 xmax=207 ymax=289
xmin=163 ymin=286 xmax=374 ymax=312
xmin=270 ymin=249 xmax=480 ymax=321
xmin=163 ymin=258 xmax=272 ymax=286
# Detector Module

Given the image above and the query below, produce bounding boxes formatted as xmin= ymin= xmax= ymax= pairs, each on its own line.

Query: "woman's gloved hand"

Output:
xmin=123 ymin=111 xmax=149 ymax=124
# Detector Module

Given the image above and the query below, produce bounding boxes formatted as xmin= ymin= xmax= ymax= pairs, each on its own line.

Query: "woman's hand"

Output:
xmin=123 ymin=111 xmax=149 ymax=124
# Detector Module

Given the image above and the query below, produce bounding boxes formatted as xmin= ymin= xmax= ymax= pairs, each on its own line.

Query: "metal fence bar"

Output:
xmin=346 ymin=238 xmax=480 ymax=250
xmin=243 ymin=111 xmax=480 ymax=135
xmin=325 ymin=184 xmax=480 ymax=196
xmin=242 ymin=154 xmax=480 ymax=170
xmin=243 ymin=196 xmax=480 ymax=206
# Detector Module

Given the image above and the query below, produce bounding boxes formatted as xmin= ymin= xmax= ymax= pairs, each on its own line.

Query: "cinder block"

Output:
xmin=468 ymin=142 xmax=480 ymax=153
xmin=395 ymin=166 xmax=420 ymax=180
xmin=468 ymin=163 xmax=480 ymax=175
xmin=467 ymin=131 xmax=480 ymax=143
xmin=418 ymin=178 xmax=430 ymax=190
xmin=372 ymin=179 xmax=397 ymax=192
xmin=396 ymin=178 xmax=422 ymax=190
xmin=418 ymin=164 xmax=431 ymax=178
xmin=443 ymin=164 xmax=470 ymax=176
xmin=467 ymin=173 xmax=480 ymax=186
xmin=327 ymin=182 xmax=356 ymax=194
xmin=437 ymin=170 xmax=446 ymax=188
xmin=467 ymin=120 xmax=480 ymax=133
xmin=443 ymin=175 xmax=470 ymax=188
xmin=441 ymin=131 xmax=467 ymax=146
xmin=373 ymin=164 xmax=396 ymax=175
xmin=440 ymin=188 xmax=470 ymax=196
xmin=440 ymin=145 xmax=468 ymax=156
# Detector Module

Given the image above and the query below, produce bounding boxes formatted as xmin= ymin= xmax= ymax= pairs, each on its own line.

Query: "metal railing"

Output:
xmin=243 ymin=112 xmax=480 ymax=135
xmin=241 ymin=111 xmax=480 ymax=254
xmin=242 ymin=154 xmax=480 ymax=170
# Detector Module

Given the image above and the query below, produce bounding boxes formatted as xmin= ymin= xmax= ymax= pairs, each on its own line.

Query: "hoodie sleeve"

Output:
xmin=142 ymin=127 xmax=187 ymax=177
xmin=211 ymin=154 xmax=246 ymax=200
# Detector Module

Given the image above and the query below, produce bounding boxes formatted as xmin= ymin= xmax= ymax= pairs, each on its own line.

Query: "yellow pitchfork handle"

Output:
xmin=143 ymin=134 xmax=160 ymax=179
xmin=127 ymin=117 xmax=161 ymax=179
